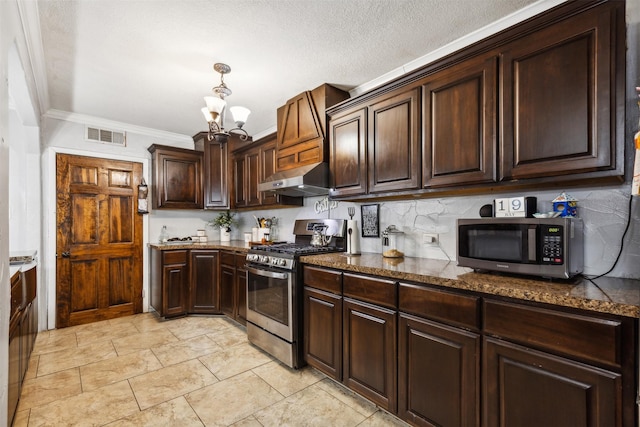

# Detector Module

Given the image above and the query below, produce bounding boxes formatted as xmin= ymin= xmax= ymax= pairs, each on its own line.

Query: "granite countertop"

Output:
xmin=300 ymin=253 xmax=640 ymax=319
xmin=149 ymin=240 xmax=251 ymax=252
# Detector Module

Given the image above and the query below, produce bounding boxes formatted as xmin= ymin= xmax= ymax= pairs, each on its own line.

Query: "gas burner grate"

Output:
xmin=250 ymin=243 xmax=340 ymax=255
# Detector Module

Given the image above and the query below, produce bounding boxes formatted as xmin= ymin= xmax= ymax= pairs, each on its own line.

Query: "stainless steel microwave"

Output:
xmin=457 ymin=217 xmax=584 ymax=279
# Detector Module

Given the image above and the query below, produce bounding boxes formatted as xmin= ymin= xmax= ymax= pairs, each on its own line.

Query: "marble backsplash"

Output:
xmin=149 ymin=186 xmax=639 ymax=279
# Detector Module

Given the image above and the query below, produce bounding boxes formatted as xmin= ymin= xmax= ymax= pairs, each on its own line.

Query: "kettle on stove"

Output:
xmin=310 ymin=225 xmax=332 ymax=247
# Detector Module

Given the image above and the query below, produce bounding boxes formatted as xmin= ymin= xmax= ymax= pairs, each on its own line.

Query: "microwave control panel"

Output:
xmin=540 ymin=225 xmax=564 ymax=264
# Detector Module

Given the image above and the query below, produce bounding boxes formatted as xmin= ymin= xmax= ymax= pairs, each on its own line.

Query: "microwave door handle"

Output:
xmin=528 ymin=227 xmax=537 ymax=262
xmin=247 ymin=266 xmax=289 ymax=280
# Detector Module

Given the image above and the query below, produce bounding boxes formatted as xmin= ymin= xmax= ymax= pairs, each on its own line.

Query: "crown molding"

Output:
xmin=351 ymin=0 xmax=567 ymax=97
xmin=16 ymin=0 xmax=49 ymax=117
xmin=44 ymin=109 xmax=193 ymax=143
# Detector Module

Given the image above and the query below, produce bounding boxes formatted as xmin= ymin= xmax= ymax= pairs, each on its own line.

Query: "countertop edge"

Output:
xmin=300 ymin=254 xmax=640 ymax=319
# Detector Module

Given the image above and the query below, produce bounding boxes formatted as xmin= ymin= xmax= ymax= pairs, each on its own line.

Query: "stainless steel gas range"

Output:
xmin=245 ymin=219 xmax=346 ymax=368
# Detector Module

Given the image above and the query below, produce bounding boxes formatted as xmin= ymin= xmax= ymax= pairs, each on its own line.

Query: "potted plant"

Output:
xmin=209 ymin=210 xmax=236 ymax=242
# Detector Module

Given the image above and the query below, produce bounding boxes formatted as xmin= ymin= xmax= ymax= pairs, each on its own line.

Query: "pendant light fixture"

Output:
xmin=201 ymin=63 xmax=250 ymax=145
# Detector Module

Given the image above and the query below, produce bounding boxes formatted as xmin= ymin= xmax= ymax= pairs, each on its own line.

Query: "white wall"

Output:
xmin=0 ymin=0 xmax=45 ymax=422
xmin=41 ymin=116 xmax=194 ymax=328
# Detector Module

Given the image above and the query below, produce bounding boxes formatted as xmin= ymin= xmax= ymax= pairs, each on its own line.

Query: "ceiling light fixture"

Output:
xmin=201 ymin=63 xmax=250 ymax=145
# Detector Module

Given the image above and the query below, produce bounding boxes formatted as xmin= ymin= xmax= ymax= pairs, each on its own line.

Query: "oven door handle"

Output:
xmin=247 ymin=266 xmax=289 ymax=280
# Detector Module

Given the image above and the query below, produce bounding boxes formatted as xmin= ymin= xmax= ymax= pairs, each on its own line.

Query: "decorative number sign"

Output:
xmin=494 ymin=197 xmax=526 ymax=217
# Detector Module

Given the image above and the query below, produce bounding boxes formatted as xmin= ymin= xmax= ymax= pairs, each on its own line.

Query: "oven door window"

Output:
xmin=247 ymin=266 xmax=293 ymax=340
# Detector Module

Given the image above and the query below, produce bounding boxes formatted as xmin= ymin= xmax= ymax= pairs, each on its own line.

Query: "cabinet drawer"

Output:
xmin=221 ymin=251 xmax=236 ymax=266
xmin=343 ymin=273 xmax=396 ymax=309
xmin=303 ymin=266 xmax=342 ymax=294
xmin=483 ymin=299 xmax=623 ymax=368
xmin=162 ymin=250 xmax=187 ymax=265
xmin=399 ymin=282 xmax=479 ymax=330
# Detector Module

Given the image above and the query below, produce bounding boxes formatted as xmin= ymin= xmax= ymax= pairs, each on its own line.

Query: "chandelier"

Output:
xmin=201 ymin=63 xmax=250 ymax=144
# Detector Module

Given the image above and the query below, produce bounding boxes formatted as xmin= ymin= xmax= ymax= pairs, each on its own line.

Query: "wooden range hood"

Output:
xmin=274 ymin=83 xmax=349 ymax=172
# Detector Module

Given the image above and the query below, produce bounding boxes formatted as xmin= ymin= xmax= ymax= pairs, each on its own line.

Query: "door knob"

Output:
xmin=61 ymin=252 xmax=71 ymax=258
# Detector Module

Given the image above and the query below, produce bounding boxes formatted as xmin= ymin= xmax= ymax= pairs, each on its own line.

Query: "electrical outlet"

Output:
xmin=423 ymin=233 xmax=438 ymax=244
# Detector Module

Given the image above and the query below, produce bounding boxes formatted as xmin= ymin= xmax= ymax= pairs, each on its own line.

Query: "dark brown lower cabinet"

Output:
xmin=151 ymin=248 xmax=218 ymax=317
xmin=303 ymin=286 xmax=342 ymax=380
xmin=219 ymin=251 xmax=247 ymax=325
xmin=300 ymin=264 xmax=637 ymax=427
xmin=343 ymin=297 xmax=397 ymax=412
xmin=150 ymin=249 xmax=189 ymax=317
xmin=236 ymin=257 xmax=247 ymax=324
xmin=398 ymin=313 xmax=480 ymax=427
xmin=8 ymin=315 xmax=20 ymax=426
xmin=189 ymin=250 xmax=219 ymax=314
xmin=483 ymin=337 xmax=620 ymax=427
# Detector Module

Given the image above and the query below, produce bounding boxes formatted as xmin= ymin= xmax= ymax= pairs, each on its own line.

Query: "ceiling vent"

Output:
xmin=85 ymin=126 xmax=126 ymax=146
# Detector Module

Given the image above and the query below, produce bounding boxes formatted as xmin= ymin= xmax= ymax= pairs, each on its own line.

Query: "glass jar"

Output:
xmin=382 ymin=225 xmax=404 ymax=258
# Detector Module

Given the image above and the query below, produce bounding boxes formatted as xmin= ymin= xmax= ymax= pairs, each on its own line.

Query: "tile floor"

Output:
xmin=14 ymin=313 xmax=410 ymax=426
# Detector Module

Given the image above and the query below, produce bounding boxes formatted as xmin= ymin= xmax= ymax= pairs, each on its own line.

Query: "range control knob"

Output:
xmin=259 ymin=255 xmax=269 ymax=263
xmin=277 ymin=259 xmax=287 ymax=267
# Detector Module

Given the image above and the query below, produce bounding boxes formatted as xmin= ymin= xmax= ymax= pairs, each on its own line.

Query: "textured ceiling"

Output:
xmin=37 ymin=0 xmax=541 ymax=139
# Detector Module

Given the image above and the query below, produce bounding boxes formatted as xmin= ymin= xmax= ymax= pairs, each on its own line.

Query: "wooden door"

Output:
xmin=148 ymin=144 xmax=203 ymax=209
xmin=343 ymin=297 xmax=397 ymax=412
xmin=219 ymin=252 xmax=236 ymax=318
xmin=329 ymin=107 xmax=368 ymax=197
xmin=203 ymin=137 xmax=229 ymax=209
xmin=398 ymin=313 xmax=480 ymax=427
xmin=500 ymin=3 xmax=622 ymax=181
xmin=422 ymin=55 xmax=497 ymax=188
xmin=304 ymin=286 xmax=342 ymax=380
xmin=484 ymin=337 xmax=620 ymax=427
xmin=259 ymin=137 xmax=278 ymax=206
xmin=56 ymin=154 xmax=143 ymax=328
xmin=368 ymin=87 xmax=420 ymax=194
xmin=235 ymin=253 xmax=247 ymax=325
xmin=189 ymin=250 xmax=219 ymax=314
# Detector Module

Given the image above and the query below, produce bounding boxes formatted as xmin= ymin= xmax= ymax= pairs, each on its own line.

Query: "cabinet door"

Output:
xmin=245 ymin=149 xmax=261 ymax=206
xmin=329 ymin=108 xmax=367 ymax=197
xmin=368 ymin=87 xmax=420 ymax=193
xmin=149 ymin=146 xmax=203 ymax=209
xmin=189 ymin=250 xmax=219 ymax=314
xmin=304 ymin=287 xmax=342 ymax=380
xmin=500 ymin=4 xmax=623 ymax=181
xmin=233 ymin=155 xmax=246 ymax=207
xmin=484 ymin=337 xmax=620 ymax=427
xmin=219 ymin=263 xmax=235 ymax=318
xmin=8 ymin=318 xmax=20 ymax=426
xmin=343 ymin=297 xmax=397 ymax=412
xmin=422 ymin=55 xmax=497 ymax=188
xmin=236 ymin=258 xmax=247 ymax=325
xmin=204 ymin=139 xmax=229 ymax=208
xmin=160 ymin=262 xmax=189 ymax=317
xmin=398 ymin=313 xmax=480 ymax=427
xmin=259 ymin=139 xmax=279 ymax=206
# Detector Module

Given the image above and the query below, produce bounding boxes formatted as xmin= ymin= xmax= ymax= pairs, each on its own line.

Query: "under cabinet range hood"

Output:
xmin=258 ymin=162 xmax=329 ymax=197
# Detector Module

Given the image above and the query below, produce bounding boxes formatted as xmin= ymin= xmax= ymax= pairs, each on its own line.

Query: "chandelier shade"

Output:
xmin=202 ymin=63 xmax=250 ymax=145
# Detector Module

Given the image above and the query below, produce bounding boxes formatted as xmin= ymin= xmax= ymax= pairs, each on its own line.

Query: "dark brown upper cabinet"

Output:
xmin=194 ymin=132 xmax=229 ymax=209
xmin=148 ymin=144 xmax=203 ymax=209
xmin=422 ymin=54 xmax=497 ymax=188
xmin=276 ymin=84 xmax=349 ymax=171
xmin=329 ymin=107 xmax=367 ymax=197
xmin=231 ymin=133 xmax=303 ymax=209
xmin=327 ymin=0 xmax=625 ymax=201
xmin=500 ymin=2 xmax=624 ymax=183
xmin=368 ymin=87 xmax=421 ymax=194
